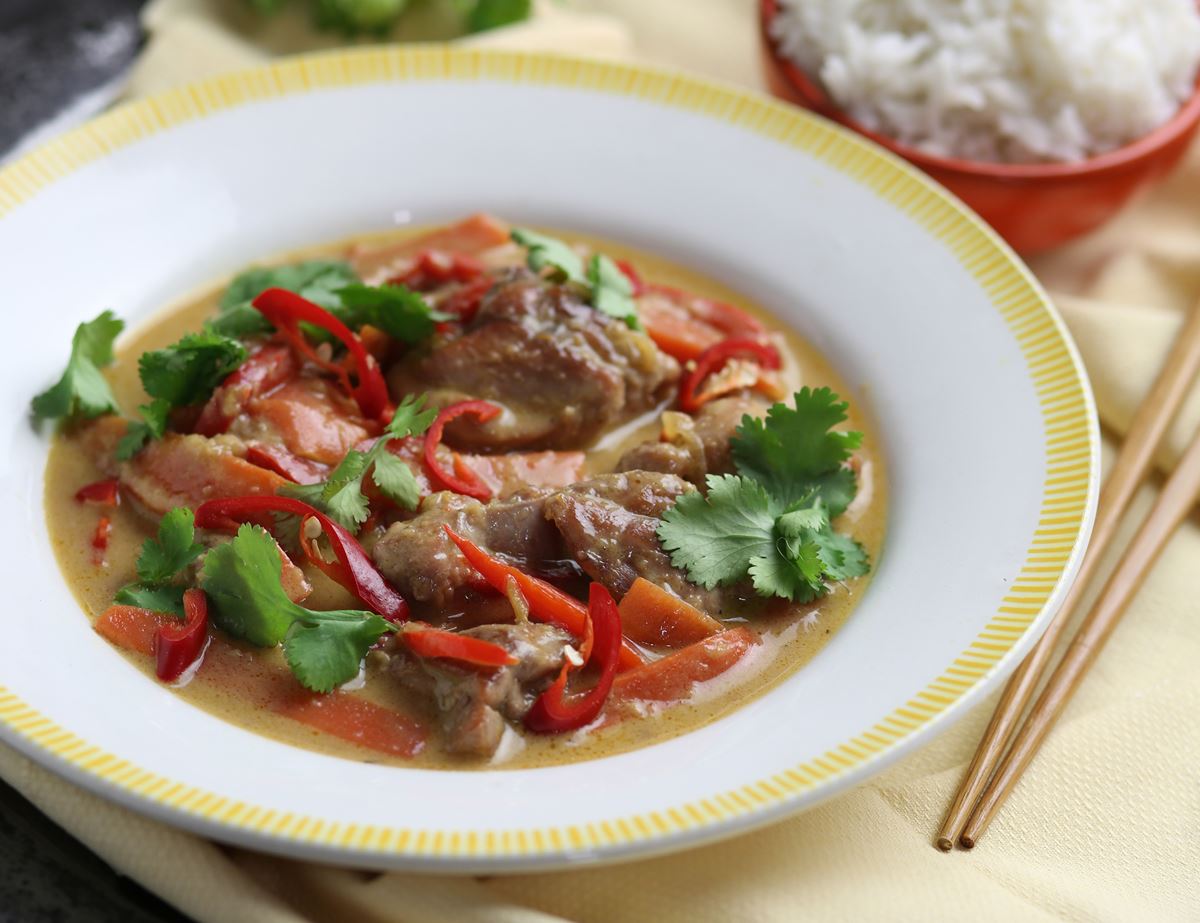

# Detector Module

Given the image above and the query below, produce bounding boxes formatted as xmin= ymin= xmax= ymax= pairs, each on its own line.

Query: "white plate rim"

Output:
xmin=0 ymin=46 xmax=1099 ymax=872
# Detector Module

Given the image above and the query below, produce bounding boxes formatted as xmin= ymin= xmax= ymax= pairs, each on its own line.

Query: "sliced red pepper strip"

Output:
xmin=154 ymin=588 xmax=210 ymax=682
xmin=423 ymin=401 xmax=502 ymax=501
xmin=251 ymin=288 xmax=392 ymax=423
xmin=194 ymin=344 xmax=296 ymax=436
xmin=442 ymin=525 xmax=644 ymax=671
xmin=193 ymin=496 xmax=408 ymax=622
xmin=525 ymin=583 xmax=622 ymax=733
xmin=75 ymin=478 xmax=119 ymax=507
xmin=615 ymin=259 xmax=646 ymax=297
xmin=244 ymin=443 xmax=331 ymax=485
xmin=91 ymin=516 xmax=112 ymax=566
xmin=402 ymin=627 xmax=517 ymax=667
xmin=678 ymin=337 xmax=783 ymax=413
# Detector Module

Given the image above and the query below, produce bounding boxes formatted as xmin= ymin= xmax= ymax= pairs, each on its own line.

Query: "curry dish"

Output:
xmin=39 ymin=216 xmax=886 ymax=769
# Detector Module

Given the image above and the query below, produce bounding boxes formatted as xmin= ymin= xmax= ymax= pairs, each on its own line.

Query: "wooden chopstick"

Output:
xmin=936 ymin=301 xmax=1200 ymax=851
xmin=962 ymin=417 xmax=1200 ymax=844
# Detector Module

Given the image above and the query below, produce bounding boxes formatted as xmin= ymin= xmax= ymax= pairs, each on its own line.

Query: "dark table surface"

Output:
xmin=2 ymin=4 xmax=195 ymax=920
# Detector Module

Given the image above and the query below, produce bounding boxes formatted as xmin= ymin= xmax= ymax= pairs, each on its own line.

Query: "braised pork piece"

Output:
xmin=41 ymin=216 xmax=886 ymax=768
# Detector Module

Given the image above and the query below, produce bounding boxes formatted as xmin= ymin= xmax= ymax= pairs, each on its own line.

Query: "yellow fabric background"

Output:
xmin=3 ymin=1 xmax=1198 ymax=920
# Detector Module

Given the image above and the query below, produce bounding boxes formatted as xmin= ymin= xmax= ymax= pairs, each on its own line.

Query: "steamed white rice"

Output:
xmin=770 ymin=0 xmax=1200 ymax=163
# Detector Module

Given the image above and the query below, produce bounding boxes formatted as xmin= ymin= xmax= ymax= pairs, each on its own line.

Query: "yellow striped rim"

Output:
xmin=0 ymin=47 xmax=1096 ymax=861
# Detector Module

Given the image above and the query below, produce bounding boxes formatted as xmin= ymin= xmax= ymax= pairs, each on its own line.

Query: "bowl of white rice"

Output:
xmin=761 ymin=0 xmax=1200 ymax=252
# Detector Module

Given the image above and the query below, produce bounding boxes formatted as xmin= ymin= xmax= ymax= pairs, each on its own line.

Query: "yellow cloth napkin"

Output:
xmin=4 ymin=2 xmax=1199 ymax=920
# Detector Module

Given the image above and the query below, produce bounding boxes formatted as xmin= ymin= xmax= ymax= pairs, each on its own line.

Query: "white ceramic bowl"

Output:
xmin=0 ymin=48 xmax=1098 ymax=873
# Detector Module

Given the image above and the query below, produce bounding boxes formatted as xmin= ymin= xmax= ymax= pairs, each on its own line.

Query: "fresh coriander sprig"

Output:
xmin=657 ymin=387 xmax=870 ymax=603
xmin=510 ymin=228 xmax=642 ymax=330
xmin=115 ymin=331 xmax=248 ymax=459
xmin=209 ymin=260 xmax=360 ymax=338
xmin=31 ymin=312 xmax=124 ymax=421
xmin=201 ymin=523 xmax=394 ymax=692
xmin=113 ymin=507 xmax=206 ymax=615
xmin=281 ymin=394 xmax=437 ymax=531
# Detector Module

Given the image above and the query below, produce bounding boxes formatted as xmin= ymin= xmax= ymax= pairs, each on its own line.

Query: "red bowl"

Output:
xmin=760 ymin=0 xmax=1200 ymax=253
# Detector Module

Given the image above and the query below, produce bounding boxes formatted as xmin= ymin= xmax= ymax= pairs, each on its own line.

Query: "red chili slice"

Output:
xmin=402 ymin=627 xmax=517 ymax=667
xmin=75 ymin=478 xmax=119 ymax=507
xmin=251 ymin=288 xmax=392 ymax=423
xmin=678 ymin=337 xmax=783 ymax=413
xmin=244 ymin=443 xmax=331 ymax=485
xmin=615 ymin=259 xmax=646 ymax=297
xmin=193 ymin=496 xmax=408 ymax=622
xmin=91 ymin=516 xmax=112 ymax=566
xmin=442 ymin=525 xmax=644 ymax=671
xmin=155 ymin=588 xmax=210 ymax=682
xmin=525 ymin=582 xmax=623 ymax=734
xmin=423 ymin=401 xmax=502 ymax=501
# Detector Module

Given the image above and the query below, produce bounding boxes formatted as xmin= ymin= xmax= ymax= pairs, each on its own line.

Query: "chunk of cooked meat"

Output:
xmin=391 ymin=622 xmax=572 ymax=756
xmin=373 ymin=471 xmax=718 ymax=613
xmin=543 ymin=472 xmax=727 ymax=614
xmin=388 ymin=271 xmax=680 ymax=451
xmin=371 ymin=489 xmax=564 ymax=609
xmin=372 ymin=471 xmax=694 ymax=610
xmin=617 ymin=392 xmax=769 ymax=482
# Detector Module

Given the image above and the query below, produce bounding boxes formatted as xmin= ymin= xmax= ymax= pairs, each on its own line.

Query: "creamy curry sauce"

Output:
xmin=45 ymin=225 xmax=887 ymax=769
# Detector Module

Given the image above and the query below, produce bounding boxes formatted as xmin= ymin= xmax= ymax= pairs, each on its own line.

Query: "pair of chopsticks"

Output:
xmin=937 ymin=299 xmax=1200 ymax=851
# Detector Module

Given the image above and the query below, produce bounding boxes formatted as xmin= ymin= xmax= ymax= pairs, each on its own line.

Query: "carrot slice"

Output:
xmin=638 ymin=295 xmax=724 ymax=362
xmin=271 ymin=688 xmax=426 ymax=758
xmin=95 ymin=606 xmax=176 ymax=657
xmin=618 ymin=578 xmax=723 ymax=647
xmin=96 ymin=606 xmax=425 ymax=758
xmin=609 ymin=627 xmax=758 ymax=705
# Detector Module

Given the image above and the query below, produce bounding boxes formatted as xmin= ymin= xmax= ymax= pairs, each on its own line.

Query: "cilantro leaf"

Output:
xmin=136 ymin=507 xmax=205 ymax=584
xmin=319 ymin=450 xmax=373 ymax=529
xmin=113 ymin=507 xmax=204 ymax=615
xmin=201 ymin=524 xmax=392 ymax=690
xmin=657 ymin=389 xmax=871 ymax=604
xmin=138 ymin=332 xmax=248 ymax=407
xmin=284 ymin=612 xmax=391 ymax=693
xmin=657 ymin=475 xmax=778 ymax=589
xmin=206 ymin=303 xmax=273 ymax=339
xmin=749 ymin=538 xmax=825 ymax=604
xmin=335 ymin=283 xmax=449 ymax=343
xmin=731 ymin=387 xmax=862 ymax=515
xmin=588 ymin=254 xmax=641 ymax=330
xmin=114 ymin=398 xmax=171 ymax=461
xmin=202 ymin=524 xmax=297 ymax=645
xmin=210 ymin=260 xmax=362 ymax=340
xmin=114 ymin=583 xmax=187 ymax=616
xmin=32 ymin=311 xmax=124 ymax=420
xmin=511 ymin=228 xmax=586 ymax=285
xmin=281 ymin=395 xmax=435 ymax=531
xmin=385 ymin=393 xmax=438 ymax=439
xmin=812 ymin=527 xmax=871 ymax=582
xmin=220 ymin=260 xmax=360 ymax=314
xmin=371 ymin=450 xmax=422 ymax=508
xmin=511 ymin=230 xmax=642 ymax=330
